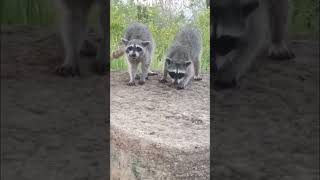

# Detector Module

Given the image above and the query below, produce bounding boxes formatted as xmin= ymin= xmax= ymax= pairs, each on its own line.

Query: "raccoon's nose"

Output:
xmin=130 ymin=53 xmax=136 ymax=57
xmin=216 ymin=35 xmax=238 ymax=56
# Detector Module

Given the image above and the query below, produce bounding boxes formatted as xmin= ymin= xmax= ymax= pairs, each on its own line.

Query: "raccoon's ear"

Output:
xmin=166 ymin=58 xmax=172 ymax=64
xmin=122 ymin=38 xmax=129 ymax=45
xmin=185 ymin=61 xmax=192 ymax=67
xmin=242 ymin=1 xmax=259 ymax=17
xmin=141 ymin=41 xmax=151 ymax=47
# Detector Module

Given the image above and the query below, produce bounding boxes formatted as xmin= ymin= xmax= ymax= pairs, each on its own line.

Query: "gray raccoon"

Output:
xmin=160 ymin=27 xmax=202 ymax=90
xmin=214 ymin=0 xmax=295 ymax=89
xmin=113 ymin=22 xmax=155 ymax=86
xmin=54 ymin=0 xmax=107 ymax=76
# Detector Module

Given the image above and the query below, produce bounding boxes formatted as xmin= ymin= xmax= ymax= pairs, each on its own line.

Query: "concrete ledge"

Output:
xmin=110 ymin=72 xmax=210 ymax=179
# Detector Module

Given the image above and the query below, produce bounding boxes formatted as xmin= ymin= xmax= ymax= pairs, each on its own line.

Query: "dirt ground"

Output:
xmin=212 ymin=41 xmax=319 ymax=179
xmin=110 ymin=72 xmax=210 ymax=179
xmin=1 ymin=25 xmax=108 ymax=180
xmin=1 ymin=25 xmax=319 ymax=180
xmin=111 ymin=71 xmax=210 ymax=150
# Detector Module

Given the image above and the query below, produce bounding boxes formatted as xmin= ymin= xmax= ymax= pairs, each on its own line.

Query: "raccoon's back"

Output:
xmin=174 ymin=27 xmax=202 ymax=56
xmin=124 ymin=22 xmax=153 ymax=42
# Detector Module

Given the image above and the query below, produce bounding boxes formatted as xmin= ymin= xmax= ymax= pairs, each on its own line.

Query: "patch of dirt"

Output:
xmin=1 ymin=25 xmax=319 ymax=180
xmin=212 ymin=41 xmax=320 ymax=180
xmin=111 ymin=71 xmax=210 ymax=150
xmin=110 ymin=72 xmax=210 ymax=179
xmin=1 ymin=25 xmax=108 ymax=180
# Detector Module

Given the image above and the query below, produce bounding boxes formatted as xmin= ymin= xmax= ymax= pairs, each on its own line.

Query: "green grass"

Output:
xmin=0 ymin=0 xmax=54 ymax=25
xmin=289 ymin=0 xmax=319 ymax=39
xmin=1 ymin=0 xmax=318 ymax=71
xmin=110 ymin=1 xmax=210 ymax=72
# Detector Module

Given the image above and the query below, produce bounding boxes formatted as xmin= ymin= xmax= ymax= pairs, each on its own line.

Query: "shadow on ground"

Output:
xmin=1 ymin=25 xmax=108 ymax=180
xmin=212 ymin=41 xmax=319 ymax=179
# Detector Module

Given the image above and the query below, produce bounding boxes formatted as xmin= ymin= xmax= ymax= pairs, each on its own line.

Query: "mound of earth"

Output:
xmin=1 ymin=25 xmax=108 ymax=180
xmin=110 ymin=72 xmax=210 ymax=179
xmin=212 ymin=40 xmax=319 ymax=180
xmin=1 ymin=25 xmax=318 ymax=180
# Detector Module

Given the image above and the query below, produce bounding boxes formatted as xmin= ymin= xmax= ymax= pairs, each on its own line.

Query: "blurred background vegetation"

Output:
xmin=110 ymin=0 xmax=210 ymax=71
xmin=1 ymin=0 xmax=319 ymax=71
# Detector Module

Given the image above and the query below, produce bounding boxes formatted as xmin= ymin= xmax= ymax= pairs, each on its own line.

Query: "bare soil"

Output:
xmin=1 ymin=25 xmax=319 ymax=180
xmin=110 ymin=72 xmax=210 ymax=179
xmin=1 ymin=25 xmax=108 ymax=180
xmin=212 ymin=41 xmax=319 ymax=179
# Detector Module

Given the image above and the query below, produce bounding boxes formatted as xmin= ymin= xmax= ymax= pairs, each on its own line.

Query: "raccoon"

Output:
xmin=159 ymin=27 xmax=202 ymax=90
xmin=213 ymin=0 xmax=295 ymax=89
xmin=54 ymin=0 xmax=107 ymax=76
xmin=111 ymin=22 xmax=155 ymax=86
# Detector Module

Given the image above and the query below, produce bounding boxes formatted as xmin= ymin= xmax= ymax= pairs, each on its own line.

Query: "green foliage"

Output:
xmin=290 ymin=0 xmax=319 ymax=39
xmin=1 ymin=0 xmax=318 ymax=71
xmin=110 ymin=1 xmax=210 ymax=71
xmin=0 ymin=0 xmax=55 ymax=25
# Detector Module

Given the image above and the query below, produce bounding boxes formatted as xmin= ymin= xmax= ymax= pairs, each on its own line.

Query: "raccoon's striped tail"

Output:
xmin=110 ymin=45 xmax=126 ymax=60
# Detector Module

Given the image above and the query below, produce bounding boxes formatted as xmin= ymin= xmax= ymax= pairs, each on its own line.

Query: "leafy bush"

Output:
xmin=1 ymin=0 xmax=318 ymax=71
xmin=110 ymin=1 xmax=210 ymax=71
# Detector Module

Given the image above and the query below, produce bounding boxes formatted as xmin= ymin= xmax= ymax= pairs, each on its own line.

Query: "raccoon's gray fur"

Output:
xmin=115 ymin=22 xmax=155 ymax=86
xmin=214 ymin=0 xmax=295 ymax=89
xmin=54 ymin=0 xmax=107 ymax=76
xmin=159 ymin=27 xmax=202 ymax=90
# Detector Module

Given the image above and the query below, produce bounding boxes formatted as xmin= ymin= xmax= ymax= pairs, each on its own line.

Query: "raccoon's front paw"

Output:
xmin=268 ymin=42 xmax=295 ymax=60
xmin=159 ymin=79 xmax=167 ymax=83
xmin=214 ymin=66 xmax=238 ymax=90
xmin=138 ymin=80 xmax=145 ymax=85
xmin=127 ymin=81 xmax=136 ymax=86
xmin=55 ymin=63 xmax=80 ymax=77
xmin=194 ymin=75 xmax=202 ymax=81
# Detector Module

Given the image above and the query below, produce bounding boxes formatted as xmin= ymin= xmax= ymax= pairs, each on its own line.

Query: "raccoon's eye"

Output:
xmin=127 ymin=46 xmax=133 ymax=51
xmin=136 ymin=47 xmax=142 ymax=52
xmin=168 ymin=72 xmax=176 ymax=78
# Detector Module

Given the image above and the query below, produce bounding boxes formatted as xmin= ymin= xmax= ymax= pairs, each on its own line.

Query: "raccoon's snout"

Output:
xmin=130 ymin=53 xmax=136 ymax=58
xmin=216 ymin=35 xmax=239 ymax=56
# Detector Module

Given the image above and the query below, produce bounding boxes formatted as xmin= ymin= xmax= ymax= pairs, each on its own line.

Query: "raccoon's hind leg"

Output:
xmin=56 ymin=1 xmax=92 ymax=76
xmin=193 ymin=57 xmax=202 ymax=81
xmin=127 ymin=62 xmax=138 ymax=86
xmin=139 ymin=62 xmax=150 ymax=85
xmin=135 ymin=70 xmax=157 ymax=80
xmin=268 ymin=0 xmax=295 ymax=59
xmin=159 ymin=64 xmax=168 ymax=83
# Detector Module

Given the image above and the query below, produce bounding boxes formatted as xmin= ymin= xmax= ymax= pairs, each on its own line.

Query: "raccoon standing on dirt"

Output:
xmin=54 ymin=0 xmax=107 ymax=76
xmin=213 ymin=0 xmax=295 ymax=89
xmin=111 ymin=22 xmax=155 ymax=86
xmin=159 ymin=27 xmax=202 ymax=90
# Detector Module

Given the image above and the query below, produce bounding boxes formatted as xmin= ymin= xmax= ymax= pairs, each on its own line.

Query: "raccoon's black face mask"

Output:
xmin=166 ymin=58 xmax=192 ymax=83
xmin=214 ymin=1 xmax=260 ymax=56
xmin=122 ymin=38 xmax=151 ymax=60
xmin=125 ymin=44 xmax=144 ymax=59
